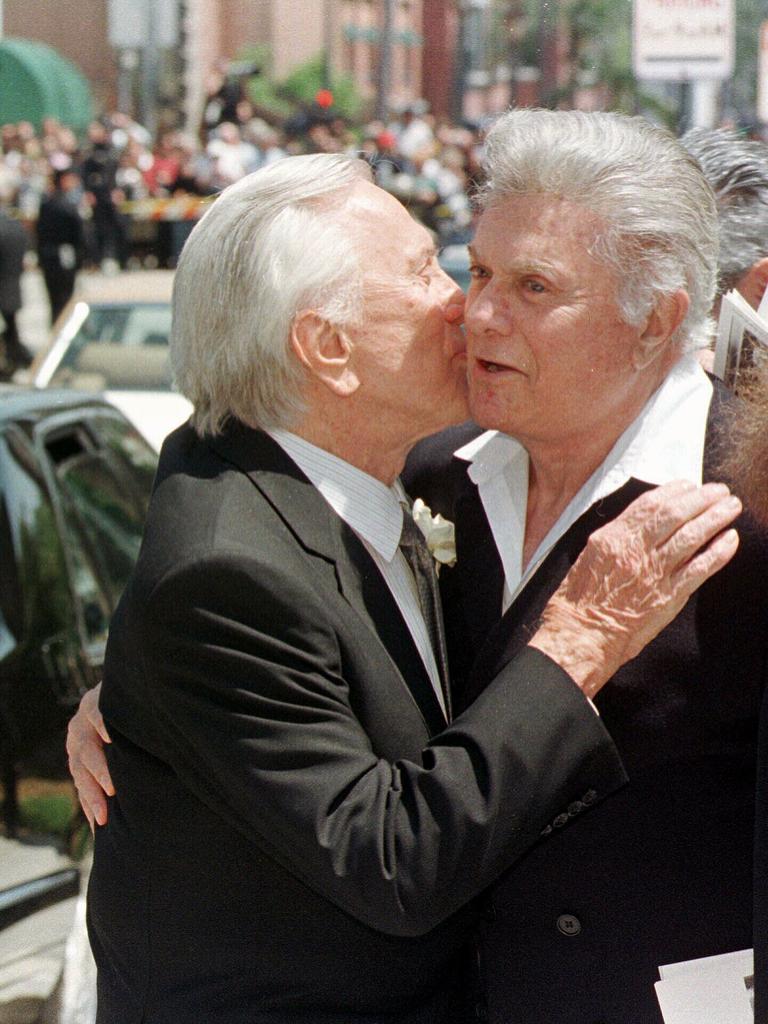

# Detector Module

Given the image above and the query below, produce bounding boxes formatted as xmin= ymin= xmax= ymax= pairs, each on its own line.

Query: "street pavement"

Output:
xmin=17 ymin=269 xmax=53 ymax=359
xmin=0 ymin=838 xmax=81 ymax=1024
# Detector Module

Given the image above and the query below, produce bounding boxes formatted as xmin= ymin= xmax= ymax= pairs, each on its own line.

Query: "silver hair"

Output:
xmin=680 ymin=127 xmax=768 ymax=296
xmin=478 ymin=109 xmax=719 ymax=352
xmin=171 ymin=153 xmax=371 ymax=436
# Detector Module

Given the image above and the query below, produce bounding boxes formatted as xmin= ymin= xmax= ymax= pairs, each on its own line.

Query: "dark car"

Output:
xmin=0 ymin=387 xmax=157 ymax=1016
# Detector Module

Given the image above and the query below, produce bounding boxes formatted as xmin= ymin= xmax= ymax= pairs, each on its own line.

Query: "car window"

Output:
xmin=88 ymin=414 xmax=157 ymax=503
xmin=0 ymin=429 xmax=72 ymax=647
xmin=51 ymin=449 xmax=146 ymax=615
xmin=49 ymin=303 xmax=173 ymax=391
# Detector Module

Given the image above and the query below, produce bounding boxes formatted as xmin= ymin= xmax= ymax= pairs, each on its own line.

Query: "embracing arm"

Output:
xmin=68 ymin=479 xmax=740 ymax=934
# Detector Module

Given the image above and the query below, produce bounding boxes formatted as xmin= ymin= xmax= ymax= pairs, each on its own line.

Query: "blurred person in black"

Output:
xmin=37 ymin=168 xmax=84 ymax=324
xmin=0 ymin=205 xmax=31 ymax=376
xmin=81 ymin=121 xmax=128 ymax=270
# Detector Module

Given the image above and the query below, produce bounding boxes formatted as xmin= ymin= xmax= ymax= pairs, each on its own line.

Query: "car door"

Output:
xmin=0 ymin=401 xmax=156 ymax=1020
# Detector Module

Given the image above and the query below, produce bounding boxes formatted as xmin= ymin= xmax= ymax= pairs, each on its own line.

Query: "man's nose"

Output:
xmin=466 ymin=282 xmax=510 ymax=333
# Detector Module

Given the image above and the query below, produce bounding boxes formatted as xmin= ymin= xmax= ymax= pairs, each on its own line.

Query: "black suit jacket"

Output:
xmin=88 ymin=421 xmax=627 ymax=1024
xmin=404 ymin=380 xmax=768 ymax=1024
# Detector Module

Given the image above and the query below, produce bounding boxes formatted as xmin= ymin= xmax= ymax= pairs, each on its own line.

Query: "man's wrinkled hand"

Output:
xmin=66 ymin=682 xmax=113 ymax=831
xmin=530 ymin=480 xmax=741 ymax=698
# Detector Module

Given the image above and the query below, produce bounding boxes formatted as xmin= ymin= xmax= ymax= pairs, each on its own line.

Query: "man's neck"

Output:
xmin=523 ymin=436 xmax=616 ymax=568
xmin=287 ymin=417 xmax=410 ymax=486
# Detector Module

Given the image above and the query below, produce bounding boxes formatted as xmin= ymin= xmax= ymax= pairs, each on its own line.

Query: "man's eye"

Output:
xmin=524 ymin=279 xmax=546 ymax=293
xmin=468 ymin=264 xmax=488 ymax=279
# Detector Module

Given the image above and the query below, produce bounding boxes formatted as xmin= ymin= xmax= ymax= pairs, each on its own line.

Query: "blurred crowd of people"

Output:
xmin=0 ymin=97 xmax=483 ymax=269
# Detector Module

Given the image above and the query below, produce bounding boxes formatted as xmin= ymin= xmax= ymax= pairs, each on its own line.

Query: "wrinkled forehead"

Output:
xmin=341 ymin=179 xmax=437 ymax=279
xmin=478 ymin=191 xmax=605 ymax=238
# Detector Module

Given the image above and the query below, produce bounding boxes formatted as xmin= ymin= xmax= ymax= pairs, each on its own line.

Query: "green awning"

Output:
xmin=0 ymin=38 xmax=93 ymax=134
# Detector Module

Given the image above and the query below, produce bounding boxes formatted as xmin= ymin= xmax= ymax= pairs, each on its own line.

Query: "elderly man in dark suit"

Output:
xmin=405 ymin=110 xmax=768 ymax=1024
xmin=65 ymin=151 xmax=740 ymax=1024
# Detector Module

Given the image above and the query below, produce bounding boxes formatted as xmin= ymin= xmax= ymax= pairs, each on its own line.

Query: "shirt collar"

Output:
xmin=454 ymin=354 xmax=713 ymax=494
xmin=268 ymin=430 xmax=405 ymax=561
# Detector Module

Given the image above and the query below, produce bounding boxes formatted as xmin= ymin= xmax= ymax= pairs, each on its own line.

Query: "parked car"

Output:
xmin=0 ymin=386 xmax=157 ymax=1018
xmin=28 ymin=271 xmax=192 ymax=452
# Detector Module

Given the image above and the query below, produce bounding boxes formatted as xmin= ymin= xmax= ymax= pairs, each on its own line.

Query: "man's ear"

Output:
xmin=632 ymin=289 xmax=689 ymax=370
xmin=290 ymin=311 xmax=360 ymax=397
xmin=735 ymin=257 xmax=768 ymax=311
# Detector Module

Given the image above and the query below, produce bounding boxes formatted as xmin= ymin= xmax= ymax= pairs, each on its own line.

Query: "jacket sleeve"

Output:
xmin=113 ymin=550 xmax=626 ymax=938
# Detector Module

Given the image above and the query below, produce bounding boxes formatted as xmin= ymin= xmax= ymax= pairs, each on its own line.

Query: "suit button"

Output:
xmin=475 ymin=1002 xmax=488 ymax=1020
xmin=582 ymin=789 xmax=597 ymax=805
xmin=556 ymin=913 xmax=582 ymax=936
xmin=553 ymin=813 xmax=570 ymax=828
xmin=540 ymin=823 xmax=553 ymax=836
xmin=568 ymin=800 xmax=584 ymax=816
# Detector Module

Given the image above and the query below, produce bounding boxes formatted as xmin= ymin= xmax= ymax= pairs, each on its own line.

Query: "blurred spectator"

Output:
xmin=37 ymin=168 xmax=85 ymax=324
xmin=81 ymin=120 xmax=129 ymax=269
xmin=393 ymin=101 xmax=435 ymax=163
xmin=143 ymin=131 xmax=182 ymax=196
xmin=202 ymin=64 xmax=244 ymax=134
xmin=244 ymin=120 xmax=287 ymax=169
xmin=0 ymin=206 xmax=31 ymax=376
xmin=206 ymin=121 xmax=259 ymax=190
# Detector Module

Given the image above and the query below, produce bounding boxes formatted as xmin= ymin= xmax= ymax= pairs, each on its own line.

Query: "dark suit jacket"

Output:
xmin=88 ymin=420 xmax=627 ymax=1024
xmin=404 ymin=380 xmax=768 ymax=1024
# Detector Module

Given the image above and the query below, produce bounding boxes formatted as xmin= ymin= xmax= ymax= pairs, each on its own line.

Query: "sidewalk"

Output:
xmin=0 ymin=836 xmax=77 ymax=1024
xmin=17 ymin=270 xmax=52 ymax=358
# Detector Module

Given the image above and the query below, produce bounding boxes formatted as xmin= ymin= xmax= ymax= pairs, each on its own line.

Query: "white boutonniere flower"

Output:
xmin=412 ymin=499 xmax=457 ymax=571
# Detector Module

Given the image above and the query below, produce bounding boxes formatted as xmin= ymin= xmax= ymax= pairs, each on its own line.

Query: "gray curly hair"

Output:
xmin=681 ymin=127 xmax=768 ymax=297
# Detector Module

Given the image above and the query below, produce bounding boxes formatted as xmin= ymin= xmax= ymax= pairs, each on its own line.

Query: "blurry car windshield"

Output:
xmin=50 ymin=303 xmax=173 ymax=391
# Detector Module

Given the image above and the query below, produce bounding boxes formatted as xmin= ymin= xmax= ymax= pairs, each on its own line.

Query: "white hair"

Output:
xmin=171 ymin=153 xmax=372 ymax=436
xmin=479 ymin=109 xmax=719 ymax=351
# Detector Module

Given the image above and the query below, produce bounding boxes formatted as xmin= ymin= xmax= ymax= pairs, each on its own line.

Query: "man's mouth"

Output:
xmin=476 ymin=358 xmax=515 ymax=374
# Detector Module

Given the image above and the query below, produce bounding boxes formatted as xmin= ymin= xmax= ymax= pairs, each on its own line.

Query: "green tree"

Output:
xmin=239 ymin=47 xmax=364 ymax=124
xmin=280 ymin=54 xmax=363 ymax=121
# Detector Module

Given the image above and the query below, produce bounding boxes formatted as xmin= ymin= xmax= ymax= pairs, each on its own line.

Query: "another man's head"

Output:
xmin=465 ymin=109 xmax=718 ymax=450
xmin=681 ymin=127 xmax=768 ymax=309
xmin=171 ymin=153 xmax=467 ymax=474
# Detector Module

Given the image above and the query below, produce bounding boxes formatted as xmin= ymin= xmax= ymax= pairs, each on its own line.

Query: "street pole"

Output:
xmin=537 ymin=0 xmax=558 ymax=105
xmin=375 ymin=0 xmax=396 ymax=122
xmin=141 ymin=0 xmax=160 ymax=137
xmin=323 ymin=0 xmax=334 ymax=90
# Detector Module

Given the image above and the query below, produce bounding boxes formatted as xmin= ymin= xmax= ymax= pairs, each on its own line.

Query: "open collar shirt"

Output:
xmin=454 ymin=354 xmax=714 ymax=613
xmin=269 ymin=429 xmax=446 ymax=718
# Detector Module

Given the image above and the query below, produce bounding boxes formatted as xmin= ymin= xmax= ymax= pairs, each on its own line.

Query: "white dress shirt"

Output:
xmin=454 ymin=354 xmax=714 ymax=612
xmin=268 ymin=430 xmax=447 ymax=718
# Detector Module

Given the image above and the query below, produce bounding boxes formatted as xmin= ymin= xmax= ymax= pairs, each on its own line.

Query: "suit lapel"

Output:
xmin=452 ymin=474 xmax=505 ymax=651
xmin=208 ymin=421 xmax=447 ymax=734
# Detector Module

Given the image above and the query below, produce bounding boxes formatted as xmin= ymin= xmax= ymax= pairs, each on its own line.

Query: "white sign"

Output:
xmin=108 ymin=0 xmax=178 ymax=49
xmin=633 ymin=0 xmax=734 ymax=81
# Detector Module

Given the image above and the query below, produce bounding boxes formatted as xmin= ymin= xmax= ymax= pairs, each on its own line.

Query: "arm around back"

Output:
xmin=101 ymin=546 xmax=625 ymax=939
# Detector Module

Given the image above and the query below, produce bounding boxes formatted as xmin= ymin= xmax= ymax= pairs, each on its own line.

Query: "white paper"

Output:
xmin=713 ymin=289 xmax=768 ymax=390
xmin=655 ymin=949 xmax=754 ymax=1023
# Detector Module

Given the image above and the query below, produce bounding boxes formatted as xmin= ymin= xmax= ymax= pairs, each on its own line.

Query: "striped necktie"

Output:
xmin=399 ymin=503 xmax=451 ymax=719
